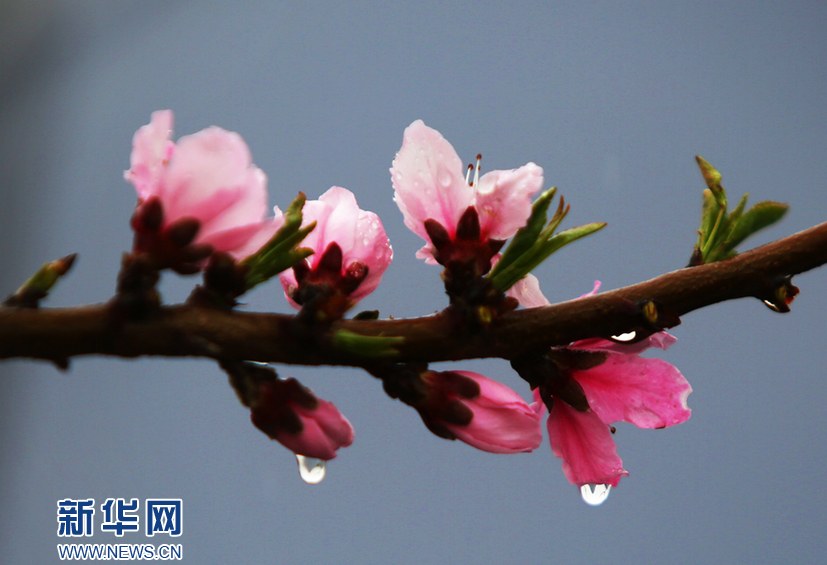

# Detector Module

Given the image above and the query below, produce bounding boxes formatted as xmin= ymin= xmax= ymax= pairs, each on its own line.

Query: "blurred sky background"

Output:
xmin=1 ymin=1 xmax=826 ymax=563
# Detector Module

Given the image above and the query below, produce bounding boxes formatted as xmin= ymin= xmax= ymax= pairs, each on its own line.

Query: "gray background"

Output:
xmin=2 ymin=1 xmax=826 ymax=563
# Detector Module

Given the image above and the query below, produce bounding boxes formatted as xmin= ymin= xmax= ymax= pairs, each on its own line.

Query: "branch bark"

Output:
xmin=2 ymin=221 xmax=826 ymax=368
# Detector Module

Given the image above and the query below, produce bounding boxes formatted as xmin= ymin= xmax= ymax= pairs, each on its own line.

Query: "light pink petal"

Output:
xmin=307 ymin=187 xmax=393 ymax=295
xmin=414 ymin=245 xmax=440 ymax=265
xmin=572 ymin=351 xmax=692 ymax=429
xmin=347 ymin=207 xmax=393 ymax=302
xmin=299 ymin=189 xmax=351 ymax=265
xmin=391 ymin=120 xmax=474 ymax=244
xmin=547 ymin=401 xmax=628 ymax=487
xmin=162 ymin=126 xmax=268 ymax=229
xmin=445 ymin=371 xmax=543 ymax=454
xmin=578 ymin=280 xmax=601 ymax=298
xmin=506 ymin=274 xmax=551 ymax=308
xmin=125 ymin=110 xmax=175 ymax=200
xmin=200 ymin=216 xmax=284 ymax=261
xmin=278 ymin=187 xmax=392 ymax=307
xmin=475 ymin=163 xmax=544 ymax=240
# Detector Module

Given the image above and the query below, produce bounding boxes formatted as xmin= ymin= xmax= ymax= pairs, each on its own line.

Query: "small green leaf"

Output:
xmin=488 ymin=187 xmax=557 ymax=280
xmin=724 ymin=200 xmax=789 ymax=251
xmin=490 ymin=222 xmax=605 ymax=292
xmin=241 ymin=192 xmax=316 ymax=290
xmin=332 ymin=330 xmax=404 ymax=358
xmin=696 ymin=155 xmax=726 ymax=208
xmin=4 ymin=254 xmax=78 ymax=307
xmin=697 ymin=189 xmax=720 ymax=250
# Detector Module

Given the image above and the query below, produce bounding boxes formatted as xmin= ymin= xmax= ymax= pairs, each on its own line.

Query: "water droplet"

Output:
xmin=580 ymin=484 xmax=611 ymax=506
xmin=611 ymin=331 xmax=636 ymax=342
xmin=438 ymin=170 xmax=452 ymax=187
xmin=296 ymin=455 xmax=326 ymax=484
xmin=763 ymin=299 xmax=782 ymax=312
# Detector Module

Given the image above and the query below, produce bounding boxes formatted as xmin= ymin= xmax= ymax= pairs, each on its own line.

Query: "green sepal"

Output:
xmin=332 ymin=330 xmax=404 ymax=358
xmin=488 ymin=187 xmax=557 ymax=281
xmin=241 ymin=192 xmax=316 ymax=290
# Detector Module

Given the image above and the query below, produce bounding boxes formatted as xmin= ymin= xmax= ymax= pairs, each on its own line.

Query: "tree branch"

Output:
xmin=2 ymin=221 xmax=826 ymax=368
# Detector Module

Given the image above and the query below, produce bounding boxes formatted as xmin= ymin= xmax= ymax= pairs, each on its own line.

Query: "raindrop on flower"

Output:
xmin=438 ymin=169 xmax=452 ymax=188
xmin=296 ymin=454 xmax=326 ymax=484
xmin=580 ymin=483 xmax=611 ymax=506
xmin=611 ymin=331 xmax=637 ymax=342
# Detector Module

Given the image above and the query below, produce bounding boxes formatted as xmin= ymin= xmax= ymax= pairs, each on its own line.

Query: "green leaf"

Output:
xmin=697 ymin=189 xmax=720 ymax=250
xmin=724 ymin=200 xmax=789 ymax=251
xmin=488 ymin=187 xmax=557 ymax=280
xmin=241 ymin=192 xmax=316 ymax=290
xmin=3 ymin=254 xmax=77 ymax=307
xmin=489 ymin=222 xmax=605 ymax=292
xmin=696 ymin=155 xmax=726 ymax=208
xmin=332 ymin=330 xmax=404 ymax=358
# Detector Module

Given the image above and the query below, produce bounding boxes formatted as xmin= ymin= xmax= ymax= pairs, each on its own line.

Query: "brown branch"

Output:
xmin=2 ymin=221 xmax=827 ymax=368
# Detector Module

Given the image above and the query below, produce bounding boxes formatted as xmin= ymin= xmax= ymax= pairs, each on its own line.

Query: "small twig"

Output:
xmin=1 ymin=221 xmax=826 ymax=367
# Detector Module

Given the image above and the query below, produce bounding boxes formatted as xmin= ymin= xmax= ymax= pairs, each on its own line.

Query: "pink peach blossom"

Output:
xmin=278 ymin=186 xmax=392 ymax=308
xmin=125 ymin=110 xmax=281 ymax=261
xmin=391 ymin=120 xmax=543 ymax=263
xmin=516 ymin=278 xmax=691 ymax=486
xmin=422 ymin=370 xmax=543 ymax=454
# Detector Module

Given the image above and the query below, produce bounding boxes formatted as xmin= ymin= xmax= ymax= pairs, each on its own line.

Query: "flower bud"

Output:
xmin=417 ymin=370 xmax=542 ymax=454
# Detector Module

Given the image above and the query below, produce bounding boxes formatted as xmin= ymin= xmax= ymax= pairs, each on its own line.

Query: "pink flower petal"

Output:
xmin=547 ymin=401 xmax=628 ymax=487
xmin=125 ymin=111 xmax=279 ymax=262
xmin=443 ymin=371 xmax=543 ymax=454
xmin=278 ymin=187 xmax=392 ymax=308
xmin=162 ymin=126 xmax=268 ymax=232
xmin=391 ymin=120 xmax=473 ymax=246
xmin=125 ymin=110 xmax=175 ymax=201
xmin=200 ymin=216 xmax=284 ymax=261
xmin=571 ymin=351 xmax=692 ymax=429
xmin=277 ymin=399 xmax=355 ymax=461
xmin=475 ymin=163 xmax=543 ymax=240
xmin=506 ymin=274 xmax=551 ymax=308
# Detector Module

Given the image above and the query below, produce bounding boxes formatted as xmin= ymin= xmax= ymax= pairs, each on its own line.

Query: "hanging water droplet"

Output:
xmin=296 ymin=455 xmax=326 ymax=484
xmin=580 ymin=483 xmax=611 ymax=506
xmin=763 ymin=299 xmax=781 ymax=312
xmin=611 ymin=331 xmax=636 ymax=342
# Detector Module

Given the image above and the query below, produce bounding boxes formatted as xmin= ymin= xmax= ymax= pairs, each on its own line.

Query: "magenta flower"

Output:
xmin=125 ymin=110 xmax=281 ymax=267
xmin=532 ymin=335 xmax=692 ymax=487
xmin=417 ymin=370 xmax=543 ymax=454
xmin=512 ymin=278 xmax=692 ymax=486
xmin=391 ymin=120 xmax=543 ymax=264
xmin=278 ymin=186 xmax=392 ymax=310
xmin=250 ymin=378 xmax=354 ymax=461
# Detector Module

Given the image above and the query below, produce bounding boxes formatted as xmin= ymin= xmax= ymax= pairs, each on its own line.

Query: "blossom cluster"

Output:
xmin=123 ymin=111 xmax=692 ymax=492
